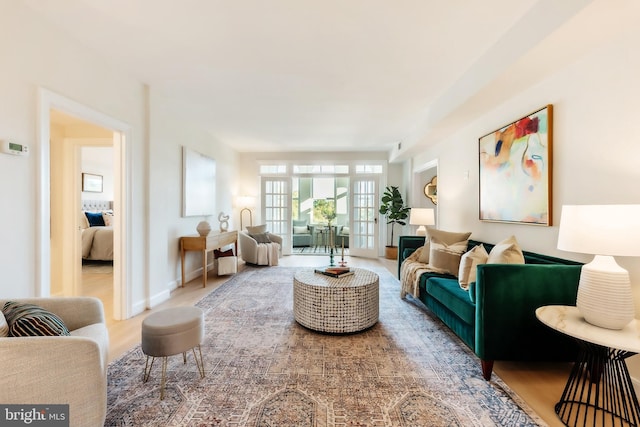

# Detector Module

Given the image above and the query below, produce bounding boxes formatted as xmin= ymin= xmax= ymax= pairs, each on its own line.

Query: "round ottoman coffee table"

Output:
xmin=141 ymin=306 xmax=205 ymax=399
xmin=293 ymin=268 xmax=379 ymax=333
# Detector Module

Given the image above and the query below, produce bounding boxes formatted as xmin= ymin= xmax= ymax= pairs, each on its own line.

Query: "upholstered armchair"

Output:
xmin=292 ymin=220 xmax=314 ymax=247
xmin=239 ymin=228 xmax=283 ymax=265
xmin=0 ymin=297 xmax=109 ymax=427
xmin=336 ymin=225 xmax=350 ymax=248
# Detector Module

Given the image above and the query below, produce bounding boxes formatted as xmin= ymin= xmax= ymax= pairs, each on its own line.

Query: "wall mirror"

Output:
xmin=424 ymin=176 xmax=437 ymax=205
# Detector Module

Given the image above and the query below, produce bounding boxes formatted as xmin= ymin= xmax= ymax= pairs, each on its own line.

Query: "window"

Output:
xmin=259 ymin=164 xmax=287 ymax=175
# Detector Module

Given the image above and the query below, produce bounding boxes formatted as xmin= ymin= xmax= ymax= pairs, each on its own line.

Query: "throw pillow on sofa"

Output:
xmin=428 ymin=235 xmax=468 ymax=276
xmin=418 ymin=228 xmax=472 ymax=264
xmin=458 ymin=244 xmax=489 ymax=290
xmin=487 ymin=235 xmax=525 ymax=264
xmin=2 ymin=301 xmax=70 ymax=337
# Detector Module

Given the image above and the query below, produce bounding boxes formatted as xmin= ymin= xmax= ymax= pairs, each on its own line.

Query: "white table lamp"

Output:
xmin=557 ymin=204 xmax=640 ymax=330
xmin=409 ymin=208 xmax=435 ymax=236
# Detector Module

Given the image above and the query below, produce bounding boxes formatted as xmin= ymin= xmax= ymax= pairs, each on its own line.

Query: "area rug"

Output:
xmin=105 ymin=266 xmax=546 ymax=426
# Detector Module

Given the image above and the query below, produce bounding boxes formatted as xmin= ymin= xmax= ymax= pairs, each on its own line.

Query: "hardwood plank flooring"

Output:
xmin=81 ymin=255 xmax=568 ymax=426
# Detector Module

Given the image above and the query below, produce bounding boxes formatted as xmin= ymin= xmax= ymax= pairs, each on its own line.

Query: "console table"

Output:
xmin=180 ymin=230 xmax=238 ymax=287
xmin=536 ymin=305 xmax=640 ymax=427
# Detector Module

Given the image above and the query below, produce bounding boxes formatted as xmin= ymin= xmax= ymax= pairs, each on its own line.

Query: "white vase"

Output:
xmin=196 ymin=221 xmax=211 ymax=237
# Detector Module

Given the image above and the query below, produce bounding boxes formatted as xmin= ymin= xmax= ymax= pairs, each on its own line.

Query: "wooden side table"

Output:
xmin=536 ymin=305 xmax=640 ymax=426
xmin=180 ymin=230 xmax=238 ymax=287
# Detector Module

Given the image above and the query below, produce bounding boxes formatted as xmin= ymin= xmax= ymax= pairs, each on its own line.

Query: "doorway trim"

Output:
xmin=37 ymin=88 xmax=132 ymax=320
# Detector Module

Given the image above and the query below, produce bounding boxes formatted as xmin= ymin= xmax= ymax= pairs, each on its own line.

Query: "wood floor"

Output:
xmin=81 ymin=255 xmax=569 ymax=427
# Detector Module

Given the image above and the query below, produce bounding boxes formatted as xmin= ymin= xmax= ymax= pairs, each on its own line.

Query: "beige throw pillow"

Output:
xmin=458 ymin=244 xmax=489 ymax=290
xmin=246 ymin=224 xmax=267 ymax=234
xmin=418 ymin=229 xmax=472 ymax=264
xmin=429 ymin=236 xmax=468 ymax=276
xmin=487 ymin=235 xmax=525 ymax=264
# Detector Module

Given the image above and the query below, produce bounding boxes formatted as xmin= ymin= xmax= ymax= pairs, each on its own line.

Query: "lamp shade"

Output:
xmin=409 ymin=208 xmax=435 ymax=226
xmin=557 ymin=205 xmax=640 ymax=256
xmin=557 ymin=204 xmax=640 ymax=329
xmin=409 ymin=208 xmax=435 ymax=236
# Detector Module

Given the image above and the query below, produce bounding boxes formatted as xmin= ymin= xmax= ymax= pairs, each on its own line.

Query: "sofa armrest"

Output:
xmin=398 ymin=236 xmax=425 ymax=277
xmin=0 ymin=336 xmax=107 ymax=426
xmin=474 ymin=264 xmax=582 ymax=362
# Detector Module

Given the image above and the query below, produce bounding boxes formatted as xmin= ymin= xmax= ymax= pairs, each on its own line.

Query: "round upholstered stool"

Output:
xmin=141 ymin=306 xmax=205 ymax=399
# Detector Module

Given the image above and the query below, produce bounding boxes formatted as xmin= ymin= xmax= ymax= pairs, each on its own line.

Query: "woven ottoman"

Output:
xmin=141 ymin=306 xmax=205 ymax=399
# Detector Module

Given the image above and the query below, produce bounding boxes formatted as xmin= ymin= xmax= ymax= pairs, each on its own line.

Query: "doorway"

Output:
xmin=38 ymin=88 xmax=131 ymax=320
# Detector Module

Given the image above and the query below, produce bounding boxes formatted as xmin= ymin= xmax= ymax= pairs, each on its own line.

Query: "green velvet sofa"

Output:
xmin=398 ymin=235 xmax=583 ymax=380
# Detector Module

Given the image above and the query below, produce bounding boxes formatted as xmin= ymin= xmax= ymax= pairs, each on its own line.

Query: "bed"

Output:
xmin=81 ymin=200 xmax=114 ymax=261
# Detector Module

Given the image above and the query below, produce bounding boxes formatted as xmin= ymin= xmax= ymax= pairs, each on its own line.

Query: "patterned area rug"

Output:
xmin=105 ymin=267 xmax=546 ymax=426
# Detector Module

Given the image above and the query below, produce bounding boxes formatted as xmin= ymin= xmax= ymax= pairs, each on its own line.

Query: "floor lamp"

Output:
xmin=237 ymin=196 xmax=255 ymax=231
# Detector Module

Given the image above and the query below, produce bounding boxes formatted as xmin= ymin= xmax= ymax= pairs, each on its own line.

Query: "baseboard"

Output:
xmin=148 ymin=288 xmax=171 ymax=309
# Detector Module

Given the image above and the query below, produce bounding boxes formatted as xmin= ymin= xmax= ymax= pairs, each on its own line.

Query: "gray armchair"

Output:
xmin=239 ymin=230 xmax=282 ymax=265
xmin=336 ymin=225 xmax=350 ymax=248
xmin=292 ymin=220 xmax=313 ymax=248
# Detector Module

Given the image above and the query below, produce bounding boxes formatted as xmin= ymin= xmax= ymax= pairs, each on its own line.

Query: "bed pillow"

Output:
xmin=80 ymin=211 xmax=90 ymax=229
xmin=85 ymin=211 xmax=106 ymax=227
xmin=487 ymin=235 xmax=525 ymax=264
xmin=458 ymin=244 xmax=489 ymax=290
xmin=428 ymin=236 xmax=468 ymax=276
xmin=246 ymin=224 xmax=267 ymax=234
xmin=102 ymin=211 xmax=114 ymax=226
xmin=2 ymin=301 xmax=70 ymax=337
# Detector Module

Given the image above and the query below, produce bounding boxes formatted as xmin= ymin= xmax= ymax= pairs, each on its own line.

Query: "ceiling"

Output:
xmin=26 ymin=0 xmax=607 ymax=157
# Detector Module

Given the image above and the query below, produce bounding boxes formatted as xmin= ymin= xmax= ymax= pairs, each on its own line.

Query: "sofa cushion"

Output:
xmin=293 ymin=226 xmax=308 ymax=234
xmin=2 ymin=301 xmax=70 ymax=337
xmin=487 ymin=235 xmax=524 ymax=264
xmin=458 ymin=244 xmax=489 ymax=290
xmin=426 ymin=278 xmax=476 ymax=325
xmin=429 ymin=236 xmax=468 ymax=276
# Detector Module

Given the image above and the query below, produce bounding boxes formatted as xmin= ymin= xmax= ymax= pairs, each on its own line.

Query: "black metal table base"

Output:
xmin=556 ymin=341 xmax=640 ymax=426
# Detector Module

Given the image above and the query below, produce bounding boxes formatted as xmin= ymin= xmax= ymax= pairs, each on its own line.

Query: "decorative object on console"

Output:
xmin=196 ymin=220 xmax=212 ymax=237
xmin=218 ymin=212 xmax=229 ymax=232
xmin=409 ymin=208 xmax=435 ymax=236
xmin=479 ymin=104 xmax=552 ymax=226
xmin=237 ymin=195 xmax=255 ymax=230
xmin=557 ymin=204 xmax=640 ymax=330
xmin=424 ymin=176 xmax=437 ymax=205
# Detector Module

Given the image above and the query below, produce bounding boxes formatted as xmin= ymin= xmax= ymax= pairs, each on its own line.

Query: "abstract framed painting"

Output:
xmin=479 ymin=105 xmax=553 ymax=226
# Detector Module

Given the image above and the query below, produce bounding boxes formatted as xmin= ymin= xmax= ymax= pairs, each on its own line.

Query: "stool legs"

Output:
xmin=143 ymin=345 xmax=205 ymax=400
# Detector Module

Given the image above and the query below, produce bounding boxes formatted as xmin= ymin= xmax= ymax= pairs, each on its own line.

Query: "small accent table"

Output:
xmin=293 ymin=268 xmax=379 ymax=333
xmin=536 ymin=305 xmax=640 ymax=427
xmin=180 ymin=230 xmax=238 ymax=287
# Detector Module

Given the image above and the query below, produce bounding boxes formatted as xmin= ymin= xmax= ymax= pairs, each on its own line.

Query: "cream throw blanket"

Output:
xmin=399 ymin=247 xmax=443 ymax=299
xmin=256 ymin=242 xmax=280 ymax=266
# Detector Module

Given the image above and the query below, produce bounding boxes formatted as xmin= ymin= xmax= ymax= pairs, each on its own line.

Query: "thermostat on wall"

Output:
xmin=1 ymin=140 xmax=29 ymax=156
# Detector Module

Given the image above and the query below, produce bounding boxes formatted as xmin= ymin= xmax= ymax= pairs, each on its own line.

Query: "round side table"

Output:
xmin=536 ymin=305 xmax=640 ymax=427
xmin=293 ymin=268 xmax=379 ymax=333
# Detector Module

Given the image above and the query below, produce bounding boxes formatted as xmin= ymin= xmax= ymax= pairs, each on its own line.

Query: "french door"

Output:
xmin=349 ymin=177 xmax=378 ymax=258
xmin=261 ymin=178 xmax=290 ymax=254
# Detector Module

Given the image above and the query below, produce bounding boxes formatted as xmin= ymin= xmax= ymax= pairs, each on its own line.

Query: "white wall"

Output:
xmin=0 ymin=2 xmax=145 ymax=299
xmin=147 ymin=95 xmax=239 ymax=307
xmin=410 ymin=18 xmax=640 ymax=378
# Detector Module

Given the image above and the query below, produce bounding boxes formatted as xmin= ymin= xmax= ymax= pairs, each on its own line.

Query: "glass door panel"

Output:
xmin=350 ymin=178 xmax=378 ymax=257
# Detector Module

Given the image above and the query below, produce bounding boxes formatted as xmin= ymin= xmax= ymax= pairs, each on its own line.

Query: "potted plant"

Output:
xmin=378 ymin=186 xmax=411 ymax=259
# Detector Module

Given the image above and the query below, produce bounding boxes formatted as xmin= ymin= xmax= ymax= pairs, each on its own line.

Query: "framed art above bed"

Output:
xmin=478 ymin=105 xmax=553 ymax=226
